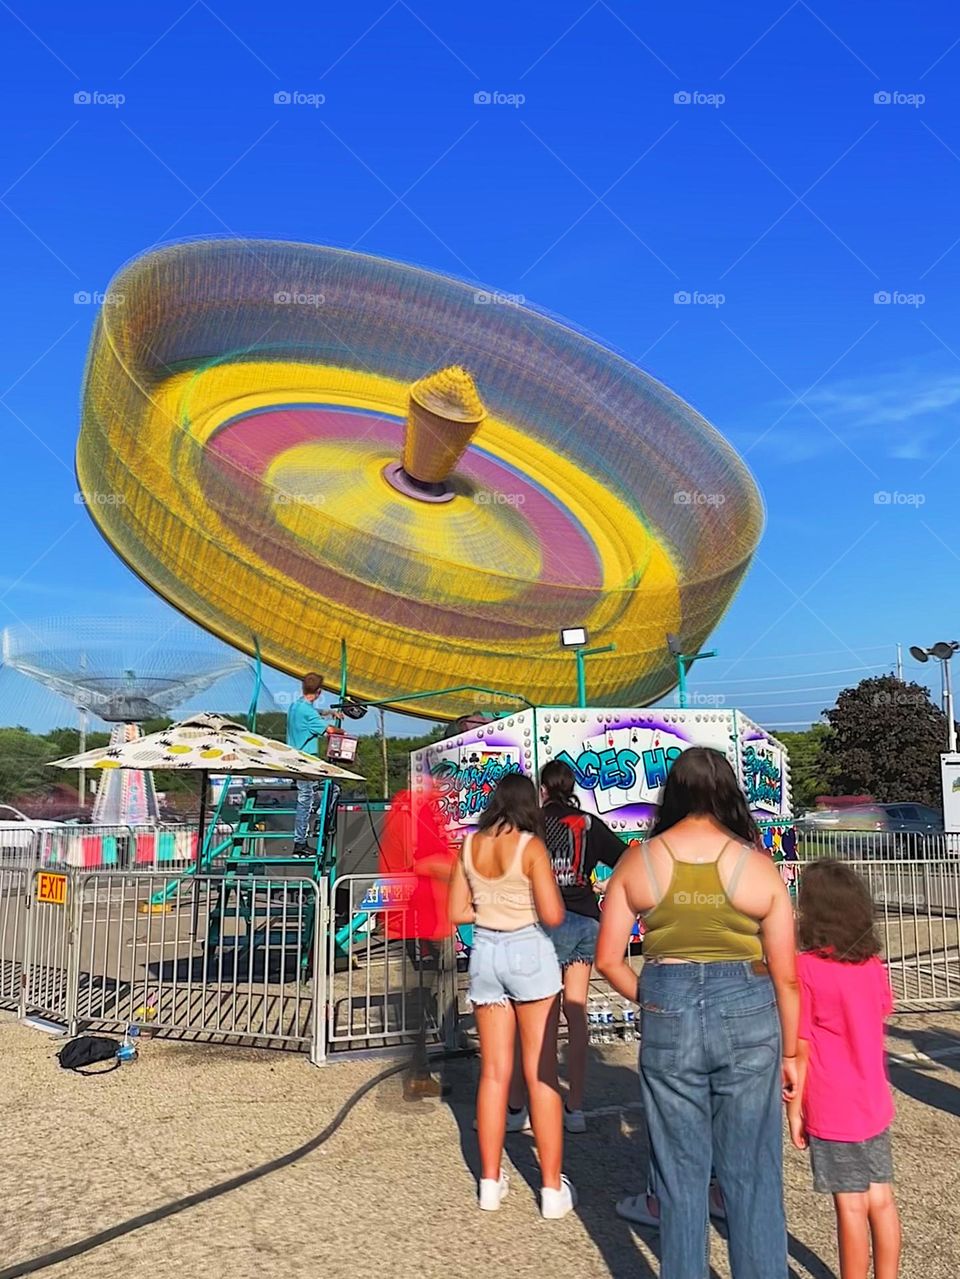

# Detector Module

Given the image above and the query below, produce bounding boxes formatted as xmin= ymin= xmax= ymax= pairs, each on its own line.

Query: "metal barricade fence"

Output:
xmin=326 ymin=873 xmax=459 ymax=1055
xmin=72 ymin=871 xmax=325 ymax=1054
xmin=9 ymin=868 xmax=328 ymax=1056
xmin=21 ymin=867 xmax=76 ymax=1027
xmin=795 ymin=857 xmax=960 ymax=1011
xmin=0 ymin=866 xmax=30 ymax=1009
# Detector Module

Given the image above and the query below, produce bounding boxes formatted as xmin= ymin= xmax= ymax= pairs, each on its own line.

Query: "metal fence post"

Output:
xmin=310 ymin=877 xmax=328 ymax=1066
xmin=18 ymin=879 xmax=32 ymax=1021
xmin=65 ymin=868 xmax=81 ymax=1036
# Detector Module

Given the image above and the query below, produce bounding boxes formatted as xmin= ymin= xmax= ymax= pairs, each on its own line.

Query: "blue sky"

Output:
xmin=1 ymin=0 xmax=959 ymax=734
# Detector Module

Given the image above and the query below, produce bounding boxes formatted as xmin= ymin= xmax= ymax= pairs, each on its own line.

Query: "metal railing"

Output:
xmin=1 ymin=823 xmax=234 ymax=872
xmin=817 ymin=858 xmax=960 ymax=1010
xmin=327 ymin=873 xmax=458 ymax=1055
xmin=797 ymin=829 xmax=960 ymax=861
xmin=10 ymin=867 xmax=328 ymax=1057
xmin=6 ymin=845 xmax=956 ymax=1059
xmin=0 ymin=866 xmax=29 ymax=1009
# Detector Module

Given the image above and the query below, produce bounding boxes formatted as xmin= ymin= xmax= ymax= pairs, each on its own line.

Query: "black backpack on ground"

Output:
xmin=56 ymin=1035 xmax=120 ymax=1075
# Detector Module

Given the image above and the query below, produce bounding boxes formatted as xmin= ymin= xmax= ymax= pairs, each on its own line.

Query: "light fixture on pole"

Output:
xmin=666 ymin=634 xmax=718 ymax=709
xmin=559 ymin=628 xmax=616 ymax=708
xmin=909 ymin=641 xmax=959 ymax=753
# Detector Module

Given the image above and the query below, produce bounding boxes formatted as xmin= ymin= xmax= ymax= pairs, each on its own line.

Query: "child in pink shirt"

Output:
xmin=788 ymin=860 xmax=901 ymax=1279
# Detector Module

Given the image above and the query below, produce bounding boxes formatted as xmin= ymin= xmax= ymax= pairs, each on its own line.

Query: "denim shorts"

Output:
xmin=468 ymin=924 xmax=562 ymax=1006
xmin=545 ymin=911 xmax=599 ymax=966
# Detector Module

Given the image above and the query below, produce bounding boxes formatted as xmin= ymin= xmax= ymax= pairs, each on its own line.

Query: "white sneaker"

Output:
xmin=540 ymin=1174 xmax=577 ymax=1219
xmin=479 ymin=1170 xmax=509 ymax=1211
xmin=563 ymin=1107 xmax=586 ymax=1133
xmin=507 ymin=1106 xmax=531 ymax=1133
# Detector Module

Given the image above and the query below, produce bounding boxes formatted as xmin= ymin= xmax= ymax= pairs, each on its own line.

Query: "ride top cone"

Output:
xmin=388 ymin=365 xmax=485 ymax=502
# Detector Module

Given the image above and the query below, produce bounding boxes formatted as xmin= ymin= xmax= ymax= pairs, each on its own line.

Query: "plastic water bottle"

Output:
xmin=623 ymin=1003 xmax=636 ymax=1038
xmin=117 ymin=1023 xmax=139 ymax=1064
xmin=587 ymin=999 xmax=600 ymax=1044
xmin=599 ymin=999 xmax=612 ymax=1043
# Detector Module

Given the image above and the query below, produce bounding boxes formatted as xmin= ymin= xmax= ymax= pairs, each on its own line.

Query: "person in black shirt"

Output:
xmin=540 ymin=759 xmax=625 ymax=1131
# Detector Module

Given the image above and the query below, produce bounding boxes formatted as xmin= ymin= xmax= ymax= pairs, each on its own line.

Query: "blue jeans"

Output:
xmin=638 ymin=961 xmax=786 ymax=1279
xmin=294 ymin=781 xmax=317 ymax=845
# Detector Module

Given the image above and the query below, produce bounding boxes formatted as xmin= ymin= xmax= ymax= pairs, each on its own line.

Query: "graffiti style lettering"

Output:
xmin=429 ymin=754 xmax=522 ymax=823
xmin=554 ymin=746 xmax=670 ymax=796
xmin=641 ymin=746 xmax=683 ymax=790
xmin=742 ymin=745 xmax=783 ymax=811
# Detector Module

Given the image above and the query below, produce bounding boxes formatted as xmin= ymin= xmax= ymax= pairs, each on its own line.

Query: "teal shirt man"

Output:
xmin=286 ymin=697 xmax=332 ymax=755
xmin=287 ymin=673 xmax=335 ymax=850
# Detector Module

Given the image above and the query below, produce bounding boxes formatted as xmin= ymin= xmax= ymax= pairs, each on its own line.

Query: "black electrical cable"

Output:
xmin=0 ymin=1048 xmax=473 ymax=1279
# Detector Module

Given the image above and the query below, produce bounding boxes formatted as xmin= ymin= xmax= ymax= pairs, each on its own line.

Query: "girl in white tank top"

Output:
xmin=448 ymin=775 xmax=576 ymax=1220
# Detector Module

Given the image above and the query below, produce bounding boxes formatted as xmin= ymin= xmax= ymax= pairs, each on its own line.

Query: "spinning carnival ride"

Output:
xmin=77 ymin=241 xmax=763 ymax=718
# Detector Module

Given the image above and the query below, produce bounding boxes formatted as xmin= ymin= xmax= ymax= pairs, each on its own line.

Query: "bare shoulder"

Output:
xmin=522 ymin=833 xmax=550 ymax=870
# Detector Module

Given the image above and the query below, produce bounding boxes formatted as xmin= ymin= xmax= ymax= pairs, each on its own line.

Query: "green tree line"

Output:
xmin=1 ymin=675 xmax=951 ymax=814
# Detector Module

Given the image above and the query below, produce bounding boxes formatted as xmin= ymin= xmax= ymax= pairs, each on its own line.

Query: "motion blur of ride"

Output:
xmin=76 ymin=239 xmax=764 ymax=720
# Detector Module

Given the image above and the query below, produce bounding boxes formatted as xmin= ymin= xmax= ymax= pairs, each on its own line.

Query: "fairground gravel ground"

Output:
xmin=2 ymin=1010 xmax=959 ymax=1278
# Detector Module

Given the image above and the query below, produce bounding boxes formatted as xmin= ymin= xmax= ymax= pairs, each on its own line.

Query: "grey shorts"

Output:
xmin=809 ymin=1128 xmax=894 ymax=1193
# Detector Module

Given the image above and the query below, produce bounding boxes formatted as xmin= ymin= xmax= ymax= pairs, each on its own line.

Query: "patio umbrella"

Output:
xmin=51 ymin=712 xmax=363 ymax=863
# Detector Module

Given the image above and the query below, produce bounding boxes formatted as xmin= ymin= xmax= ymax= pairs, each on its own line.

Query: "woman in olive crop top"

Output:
xmin=596 ymin=747 xmax=799 ymax=1279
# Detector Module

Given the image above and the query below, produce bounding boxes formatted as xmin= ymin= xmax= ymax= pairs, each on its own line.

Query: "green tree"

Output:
xmin=777 ymin=723 xmax=832 ymax=812
xmin=819 ymin=675 xmax=949 ymax=807
xmin=0 ymin=728 xmax=56 ymax=801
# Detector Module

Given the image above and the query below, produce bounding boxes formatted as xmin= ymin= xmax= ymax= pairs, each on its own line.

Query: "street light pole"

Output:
xmin=945 ymin=659 xmax=958 ymax=754
xmin=909 ymin=640 xmax=959 ymax=753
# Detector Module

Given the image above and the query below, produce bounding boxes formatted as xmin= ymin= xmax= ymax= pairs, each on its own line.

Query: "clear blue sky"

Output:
xmin=2 ymin=1 xmax=959 ymax=734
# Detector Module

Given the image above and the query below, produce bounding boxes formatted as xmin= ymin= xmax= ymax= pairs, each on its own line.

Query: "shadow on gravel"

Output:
xmin=887 ymin=1023 xmax=960 ymax=1118
xmin=445 ymin=1042 xmax=838 ymax=1279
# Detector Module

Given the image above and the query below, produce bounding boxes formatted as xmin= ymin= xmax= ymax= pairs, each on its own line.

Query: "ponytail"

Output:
xmin=539 ymin=759 xmax=580 ymax=808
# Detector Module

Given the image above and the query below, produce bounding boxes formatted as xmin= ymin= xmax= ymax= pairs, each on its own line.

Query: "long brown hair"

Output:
xmin=650 ymin=746 xmax=759 ymax=844
xmin=477 ymin=774 xmax=545 ymax=839
xmin=797 ymin=860 xmax=881 ymax=963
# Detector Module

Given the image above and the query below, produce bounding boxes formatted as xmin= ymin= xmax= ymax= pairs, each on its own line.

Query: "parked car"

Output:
xmin=0 ymin=804 xmax=61 ymax=858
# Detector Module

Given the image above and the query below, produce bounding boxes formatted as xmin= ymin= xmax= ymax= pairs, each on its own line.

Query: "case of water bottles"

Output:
xmin=587 ymin=993 xmax=641 ymax=1044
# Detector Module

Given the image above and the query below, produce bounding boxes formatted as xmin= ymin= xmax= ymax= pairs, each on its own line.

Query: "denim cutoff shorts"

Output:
xmin=545 ymin=911 xmax=600 ymax=966
xmin=468 ymin=923 xmax=563 ymax=1006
